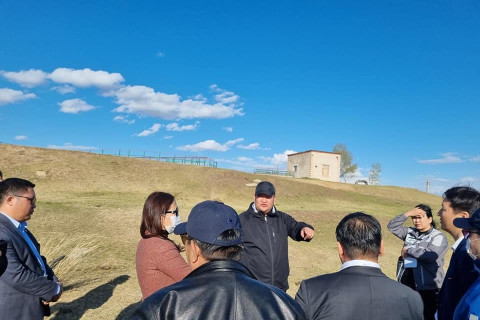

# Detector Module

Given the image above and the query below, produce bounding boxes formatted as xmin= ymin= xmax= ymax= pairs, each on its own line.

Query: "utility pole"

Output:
xmin=426 ymin=179 xmax=430 ymax=193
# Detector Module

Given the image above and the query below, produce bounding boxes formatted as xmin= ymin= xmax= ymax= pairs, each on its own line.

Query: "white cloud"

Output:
xmin=210 ymin=84 xmax=240 ymax=105
xmin=238 ymin=143 xmax=260 ymax=150
xmin=237 ymin=156 xmax=252 ymax=162
xmin=223 ymin=127 xmax=233 ymax=132
xmin=418 ymin=153 xmax=463 ymax=164
xmin=156 ymin=52 xmax=165 ymax=57
xmin=164 ymin=135 xmax=173 ymax=140
xmin=58 ymin=98 xmax=97 ymax=114
xmin=14 ymin=135 xmax=28 ymax=140
xmin=260 ymin=150 xmax=297 ymax=166
xmin=111 ymin=85 xmax=244 ymax=120
xmin=49 ymin=68 xmax=124 ymax=88
xmin=460 ymin=176 xmax=480 ymax=183
xmin=47 ymin=142 xmax=98 ymax=151
xmin=136 ymin=123 xmax=163 ymax=137
xmin=177 ymin=138 xmax=243 ymax=152
xmin=0 ymin=69 xmax=48 ymax=87
xmin=0 ymin=88 xmax=36 ymax=105
xmin=166 ymin=122 xmax=198 ymax=131
xmin=51 ymin=85 xmax=76 ymax=94
xmin=113 ymin=115 xmax=135 ymax=124
xmin=470 ymin=156 xmax=480 ymax=162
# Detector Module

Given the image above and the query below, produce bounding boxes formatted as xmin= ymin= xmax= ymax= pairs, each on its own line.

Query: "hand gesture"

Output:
xmin=301 ymin=227 xmax=315 ymax=240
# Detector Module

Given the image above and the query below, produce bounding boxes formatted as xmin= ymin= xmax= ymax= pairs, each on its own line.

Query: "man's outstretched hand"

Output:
xmin=301 ymin=227 xmax=315 ymax=240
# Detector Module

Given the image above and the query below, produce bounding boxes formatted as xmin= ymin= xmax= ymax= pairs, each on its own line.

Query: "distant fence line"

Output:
xmin=88 ymin=149 xmax=217 ymax=168
xmin=253 ymin=168 xmax=293 ymax=177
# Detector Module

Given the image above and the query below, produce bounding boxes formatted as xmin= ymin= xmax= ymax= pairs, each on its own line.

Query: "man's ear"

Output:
xmin=337 ymin=241 xmax=344 ymax=259
xmin=379 ymin=240 xmax=385 ymax=257
xmin=189 ymin=240 xmax=201 ymax=264
xmin=5 ymin=195 xmax=16 ymax=206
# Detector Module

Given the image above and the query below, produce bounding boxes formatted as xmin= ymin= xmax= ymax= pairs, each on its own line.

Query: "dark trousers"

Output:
xmin=419 ymin=289 xmax=438 ymax=320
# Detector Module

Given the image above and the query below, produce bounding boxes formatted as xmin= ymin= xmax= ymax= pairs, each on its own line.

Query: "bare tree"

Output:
xmin=369 ymin=163 xmax=382 ymax=185
xmin=333 ymin=143 xmax=357 ymax=182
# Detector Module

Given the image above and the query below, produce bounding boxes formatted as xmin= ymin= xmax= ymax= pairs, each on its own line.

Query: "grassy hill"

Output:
xmin=0 ymin=143 xmax=448 ymax=319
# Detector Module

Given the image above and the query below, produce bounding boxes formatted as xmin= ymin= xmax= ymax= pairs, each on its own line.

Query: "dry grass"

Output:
xmin=0 ymin=143 xmax=451 ymax=319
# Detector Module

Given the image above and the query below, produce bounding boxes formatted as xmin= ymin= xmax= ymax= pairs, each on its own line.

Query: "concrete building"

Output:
xmin=287 ymin=150 xmax=341 ymax=182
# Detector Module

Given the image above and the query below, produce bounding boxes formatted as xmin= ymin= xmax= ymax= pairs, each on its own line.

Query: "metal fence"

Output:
xmin=253 ymin=168 xmax=293 ymax=177
xmin=88 ymin=149 xmax=217 ymax=168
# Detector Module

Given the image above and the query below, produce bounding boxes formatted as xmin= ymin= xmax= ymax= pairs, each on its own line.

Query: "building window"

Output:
xmin=293 ymin=165 xmax=297 ymax=172
xmin=322 ymin=165 xmax=329 ymax=177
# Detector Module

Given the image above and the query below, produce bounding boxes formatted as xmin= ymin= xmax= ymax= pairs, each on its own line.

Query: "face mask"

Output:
xmin=166 ymin=215 xmax=181 ymax=234
xmin=466 ymin=238 xmax=479 ymax=261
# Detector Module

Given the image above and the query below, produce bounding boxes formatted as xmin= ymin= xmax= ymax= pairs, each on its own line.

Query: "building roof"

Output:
xmin=287 ymin=150 xmax=341 ymax=157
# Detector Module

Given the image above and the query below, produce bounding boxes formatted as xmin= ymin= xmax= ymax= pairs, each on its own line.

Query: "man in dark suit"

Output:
xmin=0 ymin=178 xmax=62 ymax=320
xmin=295 ymin=212 xmax=423 ymax=320
xmin=437 ymin=186 xmax=480 ymax=320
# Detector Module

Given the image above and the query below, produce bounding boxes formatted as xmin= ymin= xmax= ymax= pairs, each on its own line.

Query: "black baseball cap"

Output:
xmin=454 ymin=208 xmax=480 ymax=231
xmin=174 ymin=200 xmax=243 ymax=246
xmin=255 ymin=181 xmax=275 ymax=197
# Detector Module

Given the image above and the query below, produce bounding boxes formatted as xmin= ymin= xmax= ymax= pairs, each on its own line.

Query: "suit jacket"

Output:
xmin=295 ymin=266 xmax=424 ymax=320
xmin=437 ymin=238 xmax=479 ymax=320
xmin=0 ymin=213 xmax=58 ymax=320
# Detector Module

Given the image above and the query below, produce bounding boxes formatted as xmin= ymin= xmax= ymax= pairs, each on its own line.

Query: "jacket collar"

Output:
xmin=339 ymin=265 xmax=387 ymax=277
xmin=248 ymin=202 xmax=277 ymax=218
xmin=186 ymin=260 xmax=256 ymax=280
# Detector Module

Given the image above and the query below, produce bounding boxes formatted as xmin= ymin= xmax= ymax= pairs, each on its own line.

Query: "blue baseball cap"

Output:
xmin=174 ymin=200 xmax=243 ymax=246
xmin=255 ymin=181 xmax=275 ymax=197
xmin=454 ymin=208 xmax=480 ymax=231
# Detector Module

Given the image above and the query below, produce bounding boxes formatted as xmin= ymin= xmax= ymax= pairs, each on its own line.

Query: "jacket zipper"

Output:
xmin=420 ymin=265 xmax=424 ymax=285
xmin=264 ymin=215 xmax=275 ymax=286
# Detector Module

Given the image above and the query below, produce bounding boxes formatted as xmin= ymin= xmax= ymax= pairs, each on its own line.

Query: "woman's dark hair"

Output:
xmin=140 ymin=192 xmax=183 ymax=251
xmin=415 ymin=204 xmax=436 ymax=228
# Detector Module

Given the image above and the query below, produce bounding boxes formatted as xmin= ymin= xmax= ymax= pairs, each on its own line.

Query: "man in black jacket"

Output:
xmin=239 ymin=181 xmax=315 ymax=291
xmin=132 ymin=200 xmax=305 ymax=320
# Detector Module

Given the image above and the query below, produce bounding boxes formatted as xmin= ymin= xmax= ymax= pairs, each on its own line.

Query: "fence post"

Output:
xmin=119 ymin=149 xmax=121 ymax=156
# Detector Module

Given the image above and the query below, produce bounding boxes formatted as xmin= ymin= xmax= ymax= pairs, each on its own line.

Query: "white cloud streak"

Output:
xmin=14 ymin=135 xmax=28 ymax=140
xmin=1 ymin=69 xmax=48 ymax=87
xmin=51 ymin=85 xmax=76 ymax=94
xmin=111 ymin=85 xmax=244 ymax=120
xmin=223 ymin=127 xmax=233 ymax=132
xmin=259 ymin=150 xmax=297 ymax=166
xmin=417 ymin=153 xmax=463 ymax=164
xmin=113 ymin=115 xmax=135 ymax=124
xmin=0 ymin=88 xmax=36 ymax=105
xmin=47 ymin=143 xmax=98 ymax=151
xmin=177 ymin=138 xmax=244 ymax=152
xmin=58 ymin=98 xmax=97 ymax=114
xmin=238 ymin=143 xmax=260 ymax=150
xmin=166 ymin=122 xmax=198 ymax=131
xmin=136 ymin=123 xmax=163 ymax=137
xmin=49 ymin=68 xmax=124 ymax=88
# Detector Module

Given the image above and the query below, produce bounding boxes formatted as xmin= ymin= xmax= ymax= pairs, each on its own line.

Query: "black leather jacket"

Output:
xmin=132 ymin=260 xmax=306 ymax=320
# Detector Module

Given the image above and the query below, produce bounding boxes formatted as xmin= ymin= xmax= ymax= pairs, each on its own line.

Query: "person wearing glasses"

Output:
xmin=453 ymin=208 xmax=480 ymax=319
xmin=388 ymin=204 xmax=449 ymax=320
xmin=135 ymin=191 xmax=190 ymax=300
xmin=0 ymin=178 xmax=62 ymax=320
xmin=133 ymin=200 xmax=305 ymax=320
xmin=437 ymin=186 xmax=480 ymax=320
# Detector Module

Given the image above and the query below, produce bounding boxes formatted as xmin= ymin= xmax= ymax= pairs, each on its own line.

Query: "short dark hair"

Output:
xmin=193 ymin=229 xmax=243 ymax=261
xmin=443 ymin=186 xmax=480 ymax=215
xmin=0 ymin=170 xmax=3 ymax=179
xmin=416 ymin=204 xmax=436 ymax=228
xmin=0 ymin=178 xmax=35 ymax=203
xmin=336 ymin=212 xmax=382 ymax=260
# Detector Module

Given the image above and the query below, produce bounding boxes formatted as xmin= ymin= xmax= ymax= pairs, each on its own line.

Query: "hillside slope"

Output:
xmin=0 ymin=144 xmax=446 ymax=319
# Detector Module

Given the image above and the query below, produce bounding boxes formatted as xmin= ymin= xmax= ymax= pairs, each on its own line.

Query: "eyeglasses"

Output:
xmin=181 ymin=234 xmax=193 ymax=245
xmin=13 ymin=195 xmax=36 ymax=204
xmin=165 ymin=207 xmax=179 ymax=216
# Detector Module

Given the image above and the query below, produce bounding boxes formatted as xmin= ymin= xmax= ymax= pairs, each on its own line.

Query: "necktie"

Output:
xmin=18 ymin=223 xmax=46 ymax=276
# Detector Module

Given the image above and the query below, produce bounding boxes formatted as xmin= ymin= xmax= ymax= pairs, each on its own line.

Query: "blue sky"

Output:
xmin=1 ymin=1 xmax=479 ymax=194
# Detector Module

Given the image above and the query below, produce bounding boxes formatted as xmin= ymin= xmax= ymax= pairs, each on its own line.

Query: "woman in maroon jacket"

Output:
xmin=135 ymin=192 xmax=190 ymax=300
